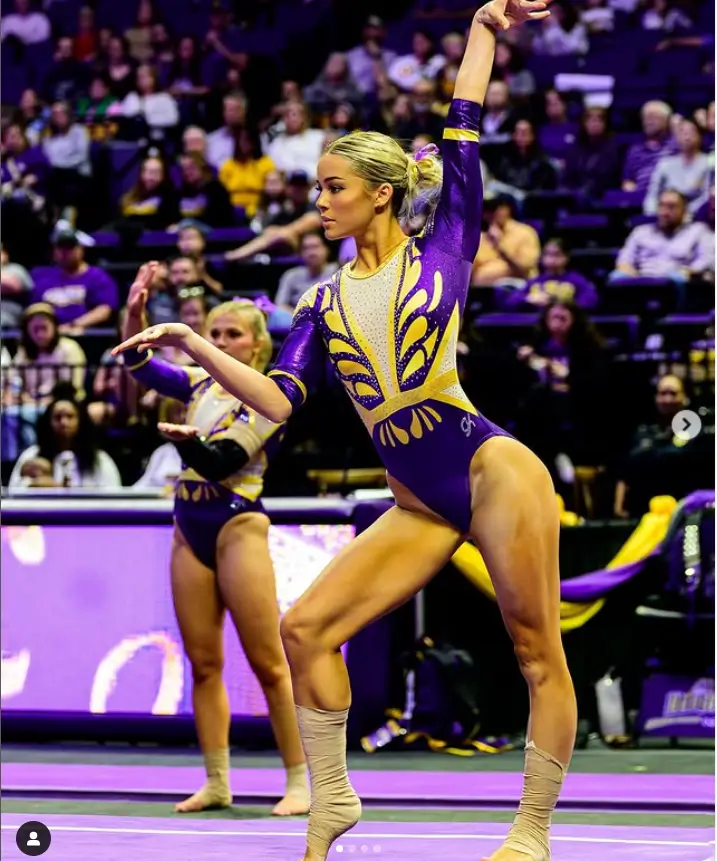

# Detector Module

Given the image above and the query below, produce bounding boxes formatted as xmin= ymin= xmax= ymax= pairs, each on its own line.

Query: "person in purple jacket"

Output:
xmin=114 ymin=4 xmax=574 ymax=861
xmin=29 ymin=226 xmax=119 ymax=334
xmin=503 ymin=238 xmax=598 ymax=309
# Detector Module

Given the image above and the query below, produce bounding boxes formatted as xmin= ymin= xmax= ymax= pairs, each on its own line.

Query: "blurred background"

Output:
xmin=0 ymin=0 xmax=714 ymax=756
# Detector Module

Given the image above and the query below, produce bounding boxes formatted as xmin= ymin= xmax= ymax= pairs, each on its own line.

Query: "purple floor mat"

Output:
xmin=2 ymin=763 xmax=713 ymax=810
xmin=1 ymin=814 xmax=714 ymax=860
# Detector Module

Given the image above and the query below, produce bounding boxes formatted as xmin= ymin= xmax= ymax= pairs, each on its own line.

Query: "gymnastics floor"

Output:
xmin=2 ymin=744 xmax=714 ymax=860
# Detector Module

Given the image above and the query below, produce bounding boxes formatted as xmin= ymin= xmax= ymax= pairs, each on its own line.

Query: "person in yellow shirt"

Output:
xmin=218 ymin=128 xmax=276 ymax=218
xmin=471 ymin=193 xmax=541 ymax=287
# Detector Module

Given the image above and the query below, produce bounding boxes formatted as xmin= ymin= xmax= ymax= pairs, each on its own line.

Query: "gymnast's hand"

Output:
xmin=158 ymin=422 xmax=201 ymax=442
xmin=112 ymin=322 xmax=194 ymax=356
xmin=126 ymin=261 xmax=158 ymax=318
xmin=475 ymin=0 xmax=550 ymax=30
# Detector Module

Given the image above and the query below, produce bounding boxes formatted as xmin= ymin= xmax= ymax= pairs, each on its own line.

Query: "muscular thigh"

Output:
xmin=171 ymin=526 xmax=225 ymax=662
xmin=215 ymin=513 xmax=284 ymax=666
xmin=287 ymin=506 xmax=463 ymax=651
xmin=468 ymin=436 xmax=561 ymax=637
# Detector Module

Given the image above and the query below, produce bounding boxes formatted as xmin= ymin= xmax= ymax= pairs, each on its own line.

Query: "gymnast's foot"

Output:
xmin=174 ymin=783 xmax=232 ymax=813
xmin=299 ymin=792 xmax=362 ymax=860
xmin=272 ymin=788 xmax=310 ymax=816
xmin=481 ymin=844 xmax=548 ymax=861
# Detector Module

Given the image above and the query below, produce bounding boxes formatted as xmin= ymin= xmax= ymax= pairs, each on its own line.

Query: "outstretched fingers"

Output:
xmin=112 ymin=326 xmax=162 ymax=356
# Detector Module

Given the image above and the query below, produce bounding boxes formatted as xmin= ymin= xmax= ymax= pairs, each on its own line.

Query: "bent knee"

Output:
xmin=512 ymin=630 xmax=566 ymax=688
xmin=188 ymin=648 xmax=224 ymax=683
xmin=280 ymin=608 xmax=324 ymax=654
xmin=248 ymin=654 xmax=289 ymax=688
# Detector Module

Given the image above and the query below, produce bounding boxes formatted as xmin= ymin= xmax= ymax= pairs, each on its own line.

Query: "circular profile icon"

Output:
xmin=16 ymin=821 xmax=51 ymax=856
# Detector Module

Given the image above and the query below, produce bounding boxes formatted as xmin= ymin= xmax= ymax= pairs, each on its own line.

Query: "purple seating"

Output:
xmin=590 ymin=314 xmax=640 ymax=349
xmin=601 ymin=278 xmax=678 ymax=316
xmin=655 ymin=314 xmax=715 ymax=349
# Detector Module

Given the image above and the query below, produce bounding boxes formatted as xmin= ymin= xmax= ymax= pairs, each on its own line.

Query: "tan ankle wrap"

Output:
xmin=502 ymin=741 xmax=567 ymax=860
xmin=296 ymin=706 xmax=362 ymax=857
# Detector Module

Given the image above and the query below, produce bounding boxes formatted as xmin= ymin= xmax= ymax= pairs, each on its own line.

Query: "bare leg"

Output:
xmin=217 ymin=514 xmax=309 ymax=816
xmin=280 ymin=506 xmax=462 ymax=861
xmin=469 ymin=437 xmax=577 ymax=861
xmin=170 ymin=531 xmax=233 ymax=813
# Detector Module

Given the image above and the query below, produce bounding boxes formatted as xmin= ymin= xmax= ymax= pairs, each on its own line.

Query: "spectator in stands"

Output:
xmin=176 ymin=153 xmax=234 ymax=228
xmin=1 ymin=123 xmax=49 ymax=214
xmin=491 ymin=41 xmax=536 ymax=99
xmin=479 ymin=81 xmax=514 ymax=145
xmin=580 ymin=0 xmax=615 ymax=33
xmin=274 ymin=231 xmax=337 ymax=314
xmin=8 ymin=394 xmax=122 ymax=489
xmin=225 ymin=171 xmax=319 ymax=263
xmin=73 ymin=6 xmax=98 ymax=62
xmin=75 ymin=75 xmax=119 ymax=142
xmin=387 ymin=29 xmax=446 ymax=92
xmin=517 ymin=300 xmax=607 ymax=483
xmin=42 ymin=101 xmax=92 ymax=223
xmin=622 ymin=100 xmax=676 ymax=199
xmin=393 ymin=79 xmax=445 ymax=142
xmin=181 ymin=125 xmax=210 ymax=159
xmin=539 ymin=88 xmax=578 ymax=165
xmin=644 ymin=118 xmax=712 ymax=216
xmin=695 ymin=185 xmax=715 ymax=230
xmin=1 ymin=242 xmax=33 ymax=317
xmin=1 ymin=245 xmax=33 ymax=328
xmin=562 ymin=106 xmax=621 ymax=199
xmin=118 ymin=64 xmax=180 ymax=140
xmin=132 ymin=397 xmax=184 ymax=492
xmin=30 ymin=226 xmax=119 ymax=333
xmin=614 ymin=374 xmax=704 ymax=518
xmin=118 ymin=155 xmax=180 ymax=231
xmin=304 ymin=53 xmax=362 ymax=118
xmin=434 ymin=31 xmax=465 ymax=105
xmin=327 ymin=103 xmax=359 ymax=139
xmin=695 ymin=100 xmax=714 ymax=152
xmin=150 ymin=22 xmax=175 ymax=81
xmin=206 ymin=92 xmax=247 ymax=171
xmin=1 ymin=0 xmax=50 ymax=46
xmin=14 ymin=89 xmax=48 ymax=146
xmin=248 ymin=170 xmax=287 ymax=233
xmin=159 ymin=290 xmax=210 ymax=366
xmin=531 ymin=2 xmax=589 ymax=55
xmin=501 ymin=239 xmax=598 ymax=309
xmin=2 ymin=303 xmax=87 ymax=460
xmin=167 ymin=37 xmax=209 ymax=111
xmin=346 ymin=15 xmax=397 ymax=95
xmin=611 ymin=189 xmax=715 ymax=281
xmin=641 ymin=0 xmax=693 ymax=32
xmin=44 ymin=37 xmax=92 ymax=104
xmin=125 ymin=0 xmax=156 ymax=63
xmin=218 ymin=128 xmax=276 ymax=218
xmin=266 ymin=102 xmax=325 ymax=181
xmin=147 ymin=256 xmax=218 ymax=327
xmin=493 ymin=119 xmax=558 ymax=192
xmin=7 ymin=304 xmax=86 ymax=406
xmin=471 ymin=195 xmax=541 ymax=287
xmin=103 ymin=36 xmax=136 ymax=99
xmin=175 ymin=222 xmax=224 ymax=296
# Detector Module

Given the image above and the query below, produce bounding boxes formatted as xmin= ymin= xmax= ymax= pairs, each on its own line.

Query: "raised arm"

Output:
xmin=432 ymin=0 xmax=549 ymax=260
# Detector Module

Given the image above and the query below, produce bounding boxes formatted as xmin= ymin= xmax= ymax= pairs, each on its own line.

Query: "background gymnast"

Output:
xmin=114 ymin=2 xmax=577 ymax=859
xmin=121 ymin=263 xmax=309 ymax=817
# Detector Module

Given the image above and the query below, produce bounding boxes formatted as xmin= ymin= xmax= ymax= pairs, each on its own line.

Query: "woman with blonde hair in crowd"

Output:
xmin=121 ymin=268 xmax=309 ymax=816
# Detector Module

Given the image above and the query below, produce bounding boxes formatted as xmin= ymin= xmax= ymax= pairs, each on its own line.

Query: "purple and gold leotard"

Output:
xmin=267 ymin=99 xmax=510 ymax=534
xmin=125 ymin=350 xmax=284 ymax=566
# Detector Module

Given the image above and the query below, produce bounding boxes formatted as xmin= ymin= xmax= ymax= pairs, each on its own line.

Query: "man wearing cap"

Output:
xmin=29 ymin=226 xmax=119 ymax=334
xmin=346 ymin=16 xmax=397 ymax=95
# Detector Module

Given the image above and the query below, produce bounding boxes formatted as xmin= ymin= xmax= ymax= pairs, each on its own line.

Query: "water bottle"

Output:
xmin=595 ymin=670 xmax=627 ymax=742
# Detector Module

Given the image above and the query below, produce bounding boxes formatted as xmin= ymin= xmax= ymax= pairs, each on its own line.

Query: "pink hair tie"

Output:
xmin=414 ymin=143 xmax=439 ymax=161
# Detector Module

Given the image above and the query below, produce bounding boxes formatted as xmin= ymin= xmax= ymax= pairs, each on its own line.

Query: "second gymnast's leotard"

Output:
xmin=267 ymin=98 xmax=510 ymax=534
xmin=125 ymin=350 xmax=284 ymax=567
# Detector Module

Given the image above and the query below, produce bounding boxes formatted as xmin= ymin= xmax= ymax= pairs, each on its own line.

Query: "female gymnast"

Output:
xmin=114 ymin=2 xmax=577 ymax=858
xmin=121 ymin=271 xmax=310 ymax=817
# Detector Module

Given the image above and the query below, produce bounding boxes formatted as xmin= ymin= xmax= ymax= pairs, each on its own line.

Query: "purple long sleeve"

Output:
xmin=124 ymin=348 xmax=203 ymax=403
xmin=431 ymin=99 xmax=484 ymax=263
xmin=267 ymin=289 xmax=327 ymax=412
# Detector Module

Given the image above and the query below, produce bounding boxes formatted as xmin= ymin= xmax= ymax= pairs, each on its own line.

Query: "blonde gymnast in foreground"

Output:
xmin=114 ymin=1 xmax=576 ymax=858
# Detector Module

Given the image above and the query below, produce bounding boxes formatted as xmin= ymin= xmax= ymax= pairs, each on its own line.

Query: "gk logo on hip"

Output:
xmin=461 ymin=415 xmax=475 ymax=437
